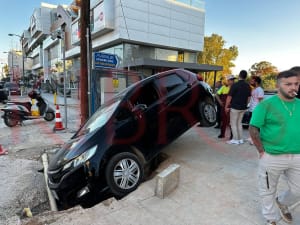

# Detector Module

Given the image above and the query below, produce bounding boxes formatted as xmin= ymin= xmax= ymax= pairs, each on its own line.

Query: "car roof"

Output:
xmin=108 ymin=69 xmax=196 ymax=104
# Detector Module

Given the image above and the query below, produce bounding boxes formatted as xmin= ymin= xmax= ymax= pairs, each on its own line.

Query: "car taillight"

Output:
xmin=197 ymin=74 xmax=204 ymax=81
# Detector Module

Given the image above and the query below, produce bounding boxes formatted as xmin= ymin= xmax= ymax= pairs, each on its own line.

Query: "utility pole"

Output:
xmin=80 ymin=0 xmax=90 ymax=125
xmin=61 ymin=26 xmax=68 ymax=129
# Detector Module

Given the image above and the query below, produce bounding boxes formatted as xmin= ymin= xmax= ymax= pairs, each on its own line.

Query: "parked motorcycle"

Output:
xmin=1 ymin=90 xmax=55 ymax=127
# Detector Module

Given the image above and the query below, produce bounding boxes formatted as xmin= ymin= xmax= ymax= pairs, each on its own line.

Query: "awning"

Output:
xmin=123 ymin=58 xmax=223 ymax=72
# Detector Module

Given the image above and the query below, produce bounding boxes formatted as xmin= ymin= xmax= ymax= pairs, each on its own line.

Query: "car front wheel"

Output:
xmin=105 ymin=152 xmax=144 ymax=198
xmin=198 ymin=99 xmax=217 ymax=127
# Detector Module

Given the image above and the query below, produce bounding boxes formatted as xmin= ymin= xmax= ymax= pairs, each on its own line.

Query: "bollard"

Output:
xmin=155 ymin=164 xmax=180 ymax=199
xmin=54 ymin=92 xmax=57 ymax=105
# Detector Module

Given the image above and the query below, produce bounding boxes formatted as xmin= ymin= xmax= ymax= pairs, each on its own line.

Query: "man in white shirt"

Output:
xmin=249 ymin=76 xmax=265 ymax=113
xmin=247 ymin=76 xmax=264 ymax=144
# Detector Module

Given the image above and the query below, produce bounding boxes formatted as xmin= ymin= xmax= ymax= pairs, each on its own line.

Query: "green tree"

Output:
xmin=249 ymin=61 xmax=278 ymax=90
xmin=198 ymin=33 xmax=238 ymax=84
xmin=249 ymin=61 xmax=278 ymax=76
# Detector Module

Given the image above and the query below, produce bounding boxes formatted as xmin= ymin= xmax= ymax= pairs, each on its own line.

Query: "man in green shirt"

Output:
xmin=249 ymin=70 xmax=300 ymax=225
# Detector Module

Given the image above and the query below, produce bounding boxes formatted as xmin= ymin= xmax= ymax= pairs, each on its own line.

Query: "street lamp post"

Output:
xmin=51 ymin=28 xmax=68 ymax=129
xmin=8 ymin=33 xmax=25 ymax=95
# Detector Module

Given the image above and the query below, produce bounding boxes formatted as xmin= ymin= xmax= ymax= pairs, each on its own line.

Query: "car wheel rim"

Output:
xmin=113 ymin=158 xmax=140 ymax=190
xmin=204 ymin=104 xmax=216 ymax=123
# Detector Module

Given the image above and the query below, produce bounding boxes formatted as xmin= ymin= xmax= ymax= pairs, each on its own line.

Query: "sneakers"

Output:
xmin=266 ymin=221 xmax=276 ymax=225
xmin=239 ymin=139 xmax=244 ymax=144
xmin=276 ymin=197 xmax=293 ymax=223
xmin=226 ymin=139 xmax=240 ymax=145
xmin=246 ymin=137 xmax=253 ymax=145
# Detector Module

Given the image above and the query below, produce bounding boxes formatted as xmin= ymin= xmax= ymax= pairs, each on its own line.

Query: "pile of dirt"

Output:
xmin=0 ymin=157 xmax=49 ymax=224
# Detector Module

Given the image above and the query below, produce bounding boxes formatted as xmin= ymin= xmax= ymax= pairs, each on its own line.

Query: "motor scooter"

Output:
xmin=1 ymin=90 xmax=55 ymax=127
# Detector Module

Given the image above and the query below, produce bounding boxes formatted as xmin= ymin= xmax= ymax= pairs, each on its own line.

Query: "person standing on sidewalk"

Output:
xmin=214 ymin=80 xmax=223 ymax=129
xmin=225 ymin=70 xmax=251 ymax=144
xmin=249 ymin=70 xmax=300 ymax=225
xmin=215 ymin=75 xmax=235 ymax=138
xmin=290 ymin=66 xmax=300 ymax=99
xmin=247 ymin=76 xmax=264 ymax=144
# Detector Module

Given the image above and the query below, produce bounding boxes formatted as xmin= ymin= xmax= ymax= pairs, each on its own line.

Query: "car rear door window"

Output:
xmin=157 ymin=74 xmax=186 ymax=93
xmin=129 ymin=83 xmax=159 ymax=107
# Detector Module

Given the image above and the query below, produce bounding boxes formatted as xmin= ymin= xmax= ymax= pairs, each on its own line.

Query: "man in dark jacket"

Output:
xmin=225 ymin=70 xmax=251 ymax=144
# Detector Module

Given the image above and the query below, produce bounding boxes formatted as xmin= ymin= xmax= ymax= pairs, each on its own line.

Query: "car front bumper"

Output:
xmin=48 ymin=165 xmax=89 ymax=203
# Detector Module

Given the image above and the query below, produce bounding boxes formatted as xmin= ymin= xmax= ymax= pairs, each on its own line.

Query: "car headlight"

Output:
xmin=63 ymin=145 xmax=97 ymax=171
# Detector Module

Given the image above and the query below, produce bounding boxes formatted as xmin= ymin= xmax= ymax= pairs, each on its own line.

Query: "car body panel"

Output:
xmin=47 ymin=69 xmax=216 ymax=204
xmin=0 ymin=84 xmax=8 ymax=103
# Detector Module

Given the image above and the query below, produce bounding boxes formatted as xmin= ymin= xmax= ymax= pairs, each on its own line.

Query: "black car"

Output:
xmin=47 ymin=69 xmax=217 ymax=206
xmin=0 ymin=84 xmax=8 ymax=103
xmin=4 ymin=82 xmax=21 ymax=95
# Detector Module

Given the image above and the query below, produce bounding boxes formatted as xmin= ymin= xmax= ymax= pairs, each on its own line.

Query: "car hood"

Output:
xmin=48 ymin=132 xmax=95 ymax=170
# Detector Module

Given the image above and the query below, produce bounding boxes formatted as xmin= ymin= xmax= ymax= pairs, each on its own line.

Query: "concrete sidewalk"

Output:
xmin=14 ymin=126 xmax=300 ymax=225
xmin=42 ymin=92 xmax=80 ymax=107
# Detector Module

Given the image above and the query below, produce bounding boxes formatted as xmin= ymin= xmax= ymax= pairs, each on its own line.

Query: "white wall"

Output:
xmin=92 ymin=0 xmax=205 ymax=51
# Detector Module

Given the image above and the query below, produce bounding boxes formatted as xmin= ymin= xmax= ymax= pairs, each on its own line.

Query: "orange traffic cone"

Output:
xmin=53 ymin=105 xmax=65 ymax=131
xmin=0 ymin=145 xmax=8 ymax=156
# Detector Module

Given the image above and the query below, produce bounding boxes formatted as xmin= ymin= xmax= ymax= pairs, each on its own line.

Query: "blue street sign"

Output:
xmin=94 ymin=52 xmax=118 ymax=68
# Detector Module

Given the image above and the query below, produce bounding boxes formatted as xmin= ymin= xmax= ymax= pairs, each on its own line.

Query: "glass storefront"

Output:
xmin=102 ymin=43 xmax=198 ymax=67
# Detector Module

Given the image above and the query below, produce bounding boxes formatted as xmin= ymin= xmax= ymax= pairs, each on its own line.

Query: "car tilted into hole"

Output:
xmin=47 ymin=69 xmax=217 ymax=206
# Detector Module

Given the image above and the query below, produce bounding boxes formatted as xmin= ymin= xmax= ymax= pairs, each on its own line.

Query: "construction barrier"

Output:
xmin=0 ymin=145 xmax=8 ymax=156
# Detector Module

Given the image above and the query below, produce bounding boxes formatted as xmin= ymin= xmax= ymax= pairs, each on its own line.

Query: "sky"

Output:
xmin=0 ymin=0 xmax=71 ymax=65
xmin=0 ymin=0 xmax=300 ymax=75
xmin=205 ymin=0 xmax=300 ymax=74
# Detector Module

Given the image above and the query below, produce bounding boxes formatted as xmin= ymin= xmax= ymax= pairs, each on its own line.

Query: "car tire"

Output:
xmin=44 ymin=112 xmax=55 ymax=121
xmin=105 ymin=152 xmax=144 ymax=198
xmin=198 ymin=98 xmax=217 ymax=127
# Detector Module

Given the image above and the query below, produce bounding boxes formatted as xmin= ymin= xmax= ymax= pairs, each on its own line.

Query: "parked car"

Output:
xmin=0 ymin=84 xmax=8 ymax=103
xmin=47 ymin=69 xmax=217 ymax=206
xmin=4 ymin=82 xmax=21 ymax=95
xmin=242 ymin=90 xmax=277 ymax=128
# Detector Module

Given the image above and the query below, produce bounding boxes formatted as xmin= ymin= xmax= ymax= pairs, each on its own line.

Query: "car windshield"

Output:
xmin=75 ymin=98 xmax=121 ymax=137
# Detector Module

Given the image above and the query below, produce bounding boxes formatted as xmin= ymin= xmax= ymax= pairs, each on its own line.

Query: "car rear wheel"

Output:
xmin=198 ymin=98 xmax=217 ymax=127
xmin=105 ymin=152 xmax=144 ymax=198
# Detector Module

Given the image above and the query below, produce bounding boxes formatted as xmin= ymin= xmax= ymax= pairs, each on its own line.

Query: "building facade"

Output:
xmin=14 ymin=0 xmax=221 ymax=92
